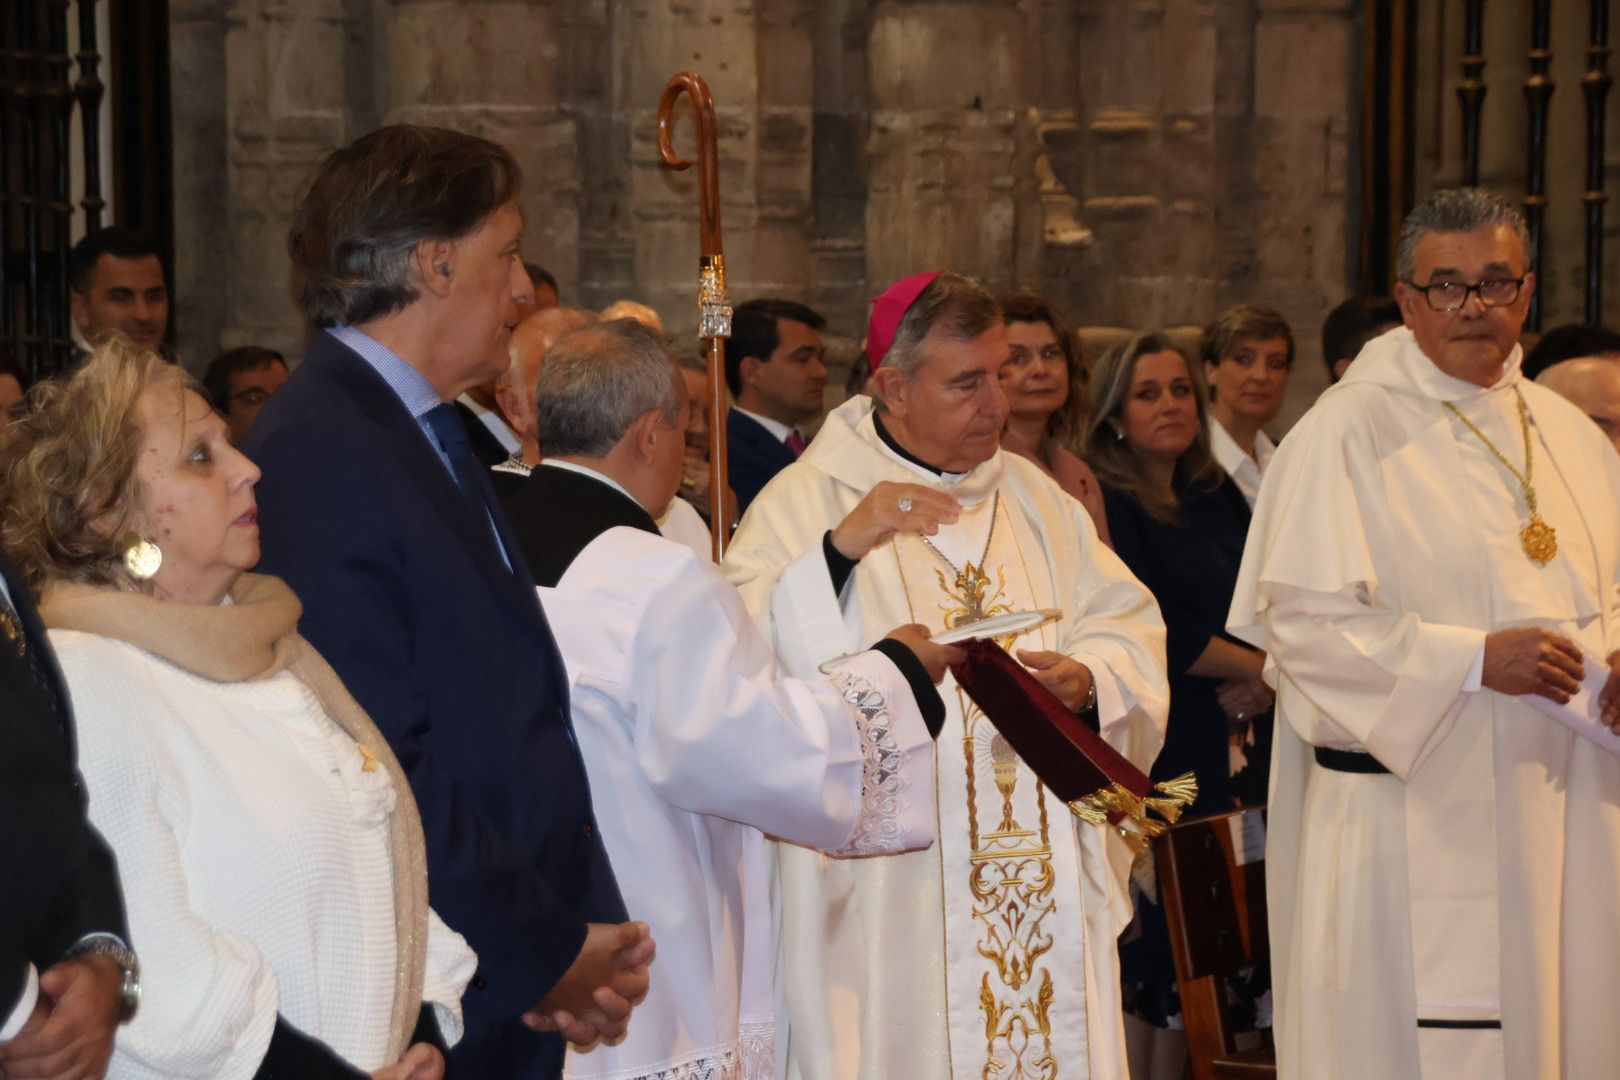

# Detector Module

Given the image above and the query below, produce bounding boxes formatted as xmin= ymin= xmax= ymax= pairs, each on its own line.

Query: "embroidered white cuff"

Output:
xmin=827 ymin=652 xmax=936 ymax=857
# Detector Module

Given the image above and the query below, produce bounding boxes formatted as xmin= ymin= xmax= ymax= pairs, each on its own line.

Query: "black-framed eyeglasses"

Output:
xmin=1403 ymin=276 xmax=1526 ymax=312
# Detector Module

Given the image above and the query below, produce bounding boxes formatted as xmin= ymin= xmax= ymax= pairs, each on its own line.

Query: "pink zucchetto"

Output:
xmin=865 ymin=271 xmax=941 ymax=373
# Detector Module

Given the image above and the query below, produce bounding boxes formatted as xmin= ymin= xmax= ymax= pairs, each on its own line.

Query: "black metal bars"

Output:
xmin=1458 ymin=0 xmax=1488 ymax=187
xmin=1523 ymin=0 xmax=1554 ymax=331
xmin=76 ymin=0 xmax=103 ymax=234
xmin=1 ymin=0 xmax=104 ymax=382
xmin=1583 ymin=0 xmax=1612 ymax=323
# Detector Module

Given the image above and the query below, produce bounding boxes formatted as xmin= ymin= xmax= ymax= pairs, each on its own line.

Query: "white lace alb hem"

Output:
xmin=568 ymin=1018 xmax=775 ymax=1080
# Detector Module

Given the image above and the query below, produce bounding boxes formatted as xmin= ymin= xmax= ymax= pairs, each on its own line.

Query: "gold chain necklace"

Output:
xmin=1441 ymin=388 xmax=1557 ymax=565
xmin=917 ymin=489 xmax=1002 ymax=620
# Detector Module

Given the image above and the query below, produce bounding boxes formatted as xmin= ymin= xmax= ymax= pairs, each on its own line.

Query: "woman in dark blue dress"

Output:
xmin=1082 ymin=332 xmax=1273 ymax=1078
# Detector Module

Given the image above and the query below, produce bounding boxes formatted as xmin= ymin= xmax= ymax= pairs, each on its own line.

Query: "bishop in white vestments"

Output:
xmin=724 ymin=272 xmax=1170 ymax=1080
xmin=1229 ymin=189 xmax=1620 ymax=1080
xmin=503 ymin=320 xmax=955 ymax=1080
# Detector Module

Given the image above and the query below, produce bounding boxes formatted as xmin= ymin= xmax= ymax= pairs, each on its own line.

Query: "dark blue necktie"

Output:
xmin=423 ymin=402 xmax=517 ymax=570
xmin=424 ymin=404 xmax=494 ymax=509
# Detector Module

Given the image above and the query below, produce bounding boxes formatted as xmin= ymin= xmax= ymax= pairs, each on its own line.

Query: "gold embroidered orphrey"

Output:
xmin=913 ymin=490 xmax=1062 ymax=1080
xmin=1443 ymin=388 xmax=1558 ymax=566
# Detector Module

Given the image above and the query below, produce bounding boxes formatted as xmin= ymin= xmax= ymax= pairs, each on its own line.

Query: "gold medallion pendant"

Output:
xmin=1521 ymin=515 xmax=1558 ymax=565
xmin=1443 ymin=389 xmax=1559 ymax=568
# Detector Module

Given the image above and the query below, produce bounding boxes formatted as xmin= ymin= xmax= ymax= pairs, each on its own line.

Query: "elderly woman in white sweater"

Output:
xmin=0 ymin=340 xmax=475 ymax=1080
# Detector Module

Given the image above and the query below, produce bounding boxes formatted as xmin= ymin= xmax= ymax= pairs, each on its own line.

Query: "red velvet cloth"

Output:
xmin=950 ymin=638 xmax=1152 ymax=803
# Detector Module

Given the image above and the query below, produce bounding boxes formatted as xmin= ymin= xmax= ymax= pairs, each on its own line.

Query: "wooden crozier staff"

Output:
xmin=657 ymin=72 xmax=732 ymax=560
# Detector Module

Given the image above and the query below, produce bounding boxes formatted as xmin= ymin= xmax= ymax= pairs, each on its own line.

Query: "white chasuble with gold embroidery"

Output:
xmin=724 ymin=396 xmax=1169 ymax=1080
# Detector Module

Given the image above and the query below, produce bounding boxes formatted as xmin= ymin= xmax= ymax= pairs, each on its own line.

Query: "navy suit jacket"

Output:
xmin=243 ymin=332 xmax=625 ymax=1078
xmin=0 ymin=549 xmax=128 ymax=1028
xmin=727 ymin=408 xmax=797 ymax=516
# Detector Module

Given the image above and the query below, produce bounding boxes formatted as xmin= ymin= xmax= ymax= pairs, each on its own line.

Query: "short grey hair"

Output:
xmin=1396 ymin=188 xmax=1531 ymax=282
xmin=880 ymin=273 xmax=1002 ymax=382
xmin=535 ymin=318 xmax=683 ymax=457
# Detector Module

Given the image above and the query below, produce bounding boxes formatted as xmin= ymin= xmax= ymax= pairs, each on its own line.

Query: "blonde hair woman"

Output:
xmin=0 ymin=340 xmax=474 ymax=1080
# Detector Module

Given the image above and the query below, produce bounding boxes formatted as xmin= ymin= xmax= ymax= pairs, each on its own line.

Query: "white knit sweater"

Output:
xmin=53 ymin=629 xmax=476 ymax=1079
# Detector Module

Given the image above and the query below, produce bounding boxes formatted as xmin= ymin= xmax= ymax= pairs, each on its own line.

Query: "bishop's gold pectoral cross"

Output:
xmin=936 ymin=561 xmax=1012 ymax=628
xmin=922 ymin=490 xmax=1010 ymax=629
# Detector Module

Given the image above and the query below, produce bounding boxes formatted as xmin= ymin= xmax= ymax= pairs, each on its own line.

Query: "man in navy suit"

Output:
xmin=243 ymin=125 xmax=652 ymax=1080
xmin=724 ymin=298 xmax=828 ymax=516
xmin=0 ymin=547 xmax=135 ymax=1079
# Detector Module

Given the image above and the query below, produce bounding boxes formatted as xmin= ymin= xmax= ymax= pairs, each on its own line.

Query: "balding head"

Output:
xmin=1536 ymin=356 xmax=1620 ymax=455
xmin=496 ymin=306 xmax=594 ymax=457
xmin=599 ymin=299 xmax=664 ymax=337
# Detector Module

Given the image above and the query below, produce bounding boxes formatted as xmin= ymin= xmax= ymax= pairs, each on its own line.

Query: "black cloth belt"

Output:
xmin=1417 ymin=1019 xmax=1501 ymax=1030
xmin=1313 ymin=746 xmax=1391 ymax=774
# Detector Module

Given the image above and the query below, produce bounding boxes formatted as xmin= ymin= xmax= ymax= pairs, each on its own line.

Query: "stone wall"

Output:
xmin=170 ymin=0 xmax=1362 ymax=424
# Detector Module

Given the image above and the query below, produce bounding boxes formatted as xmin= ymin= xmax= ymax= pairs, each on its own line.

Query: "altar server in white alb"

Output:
xmin=500 ymin=318 xmax=956 ymax=1080
xmin=1229 ymin=188 xmax=1620 ymax=1080
xmin=724 ymin=272 xmax=1170 ymax=1080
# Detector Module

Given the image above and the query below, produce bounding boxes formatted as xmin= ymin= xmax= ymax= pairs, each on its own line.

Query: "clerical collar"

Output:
xmin=872 ymin=410 xmax=967 ymax=480
xmin=540 ymin=459 xmax=641 ymax=507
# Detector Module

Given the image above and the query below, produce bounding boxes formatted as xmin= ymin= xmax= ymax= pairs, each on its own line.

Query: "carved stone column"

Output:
xmin=864 ymin=0 xmax=1036 ymax=295
xmin=170 ymin=0 xmax=231 ymax=365
xmin=618 ymin=0 xmax=816 ymax=339
xmin=1072 ymin=0 xmax=1216 ymax=331
xmin=381 ymin=0 xmax=580 ymax=303
xmin=216 ymin=0 xmax=356 ymax=360
xmin=1248 ymin=0 xmax=1354 ymax=416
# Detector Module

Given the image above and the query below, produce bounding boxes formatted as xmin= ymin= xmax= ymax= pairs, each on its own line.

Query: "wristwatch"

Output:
xmin=1079 ymin=666 xmax=1098 ymax=714
xmin=64 ymin=936 xmax=141 ymax=1023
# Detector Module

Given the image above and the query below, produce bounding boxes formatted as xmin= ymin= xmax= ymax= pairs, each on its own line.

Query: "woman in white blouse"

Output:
xmin=1197 ymin=304 xmax=1293 ymax=508
xmin=0 ymin=340 xmax=475 ymax=1080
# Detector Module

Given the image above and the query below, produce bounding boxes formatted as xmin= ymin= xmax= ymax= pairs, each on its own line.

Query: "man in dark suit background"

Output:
xmin=243 ymin=124 xmax=652 ymax=1080
xmin=0 ymin=547 xmax=136 ymax=1079
xmin=724 ymin=298 xmax=828 ymax=515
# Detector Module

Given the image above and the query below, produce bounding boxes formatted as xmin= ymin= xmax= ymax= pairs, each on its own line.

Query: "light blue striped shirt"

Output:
xmin=329 ymin=326 xmax=511 ymax=567
xmin=330 ymin=325 xmax=457 ymax=479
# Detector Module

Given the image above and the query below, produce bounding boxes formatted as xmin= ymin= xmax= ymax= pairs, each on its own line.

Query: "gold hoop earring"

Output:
xmin=122 ymin=538 xmax=163 ymax=580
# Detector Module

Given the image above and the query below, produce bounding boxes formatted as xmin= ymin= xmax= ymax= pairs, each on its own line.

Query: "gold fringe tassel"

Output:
xmin=1067 ymin=772 xmax=1199 ymax=854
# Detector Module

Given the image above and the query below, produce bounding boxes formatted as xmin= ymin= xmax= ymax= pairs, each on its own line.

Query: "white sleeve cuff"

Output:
xmin=771 ymin=542 xmax=865 ymax=677
xmin=1078 ymin=656 xmax=1135 ymax=733
xmin=421 ymin=909 xmax=477 ymax=1048
xmin=1463 ymin=642 xmax=1486 ymax=693
xmin=0 ymin=964 xmax=39 ymax=1042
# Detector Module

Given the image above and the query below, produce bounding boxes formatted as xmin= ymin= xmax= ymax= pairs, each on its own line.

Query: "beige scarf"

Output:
xmin=39 ymin=572 xmax=428 ymax=1063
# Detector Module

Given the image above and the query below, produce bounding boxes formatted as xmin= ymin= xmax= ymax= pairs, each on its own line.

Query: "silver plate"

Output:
xmin=931 ymin=608 xmax=1062 ymax=645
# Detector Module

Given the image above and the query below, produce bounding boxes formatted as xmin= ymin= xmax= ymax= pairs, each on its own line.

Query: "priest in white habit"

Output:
xmin=723 ymin=271 xmax=1171 ymax=1080
xmin=501 ymin=317 xmax=961 ymax=1080
xmin=1229 ymin=187 xmax=1620 ymax=1080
